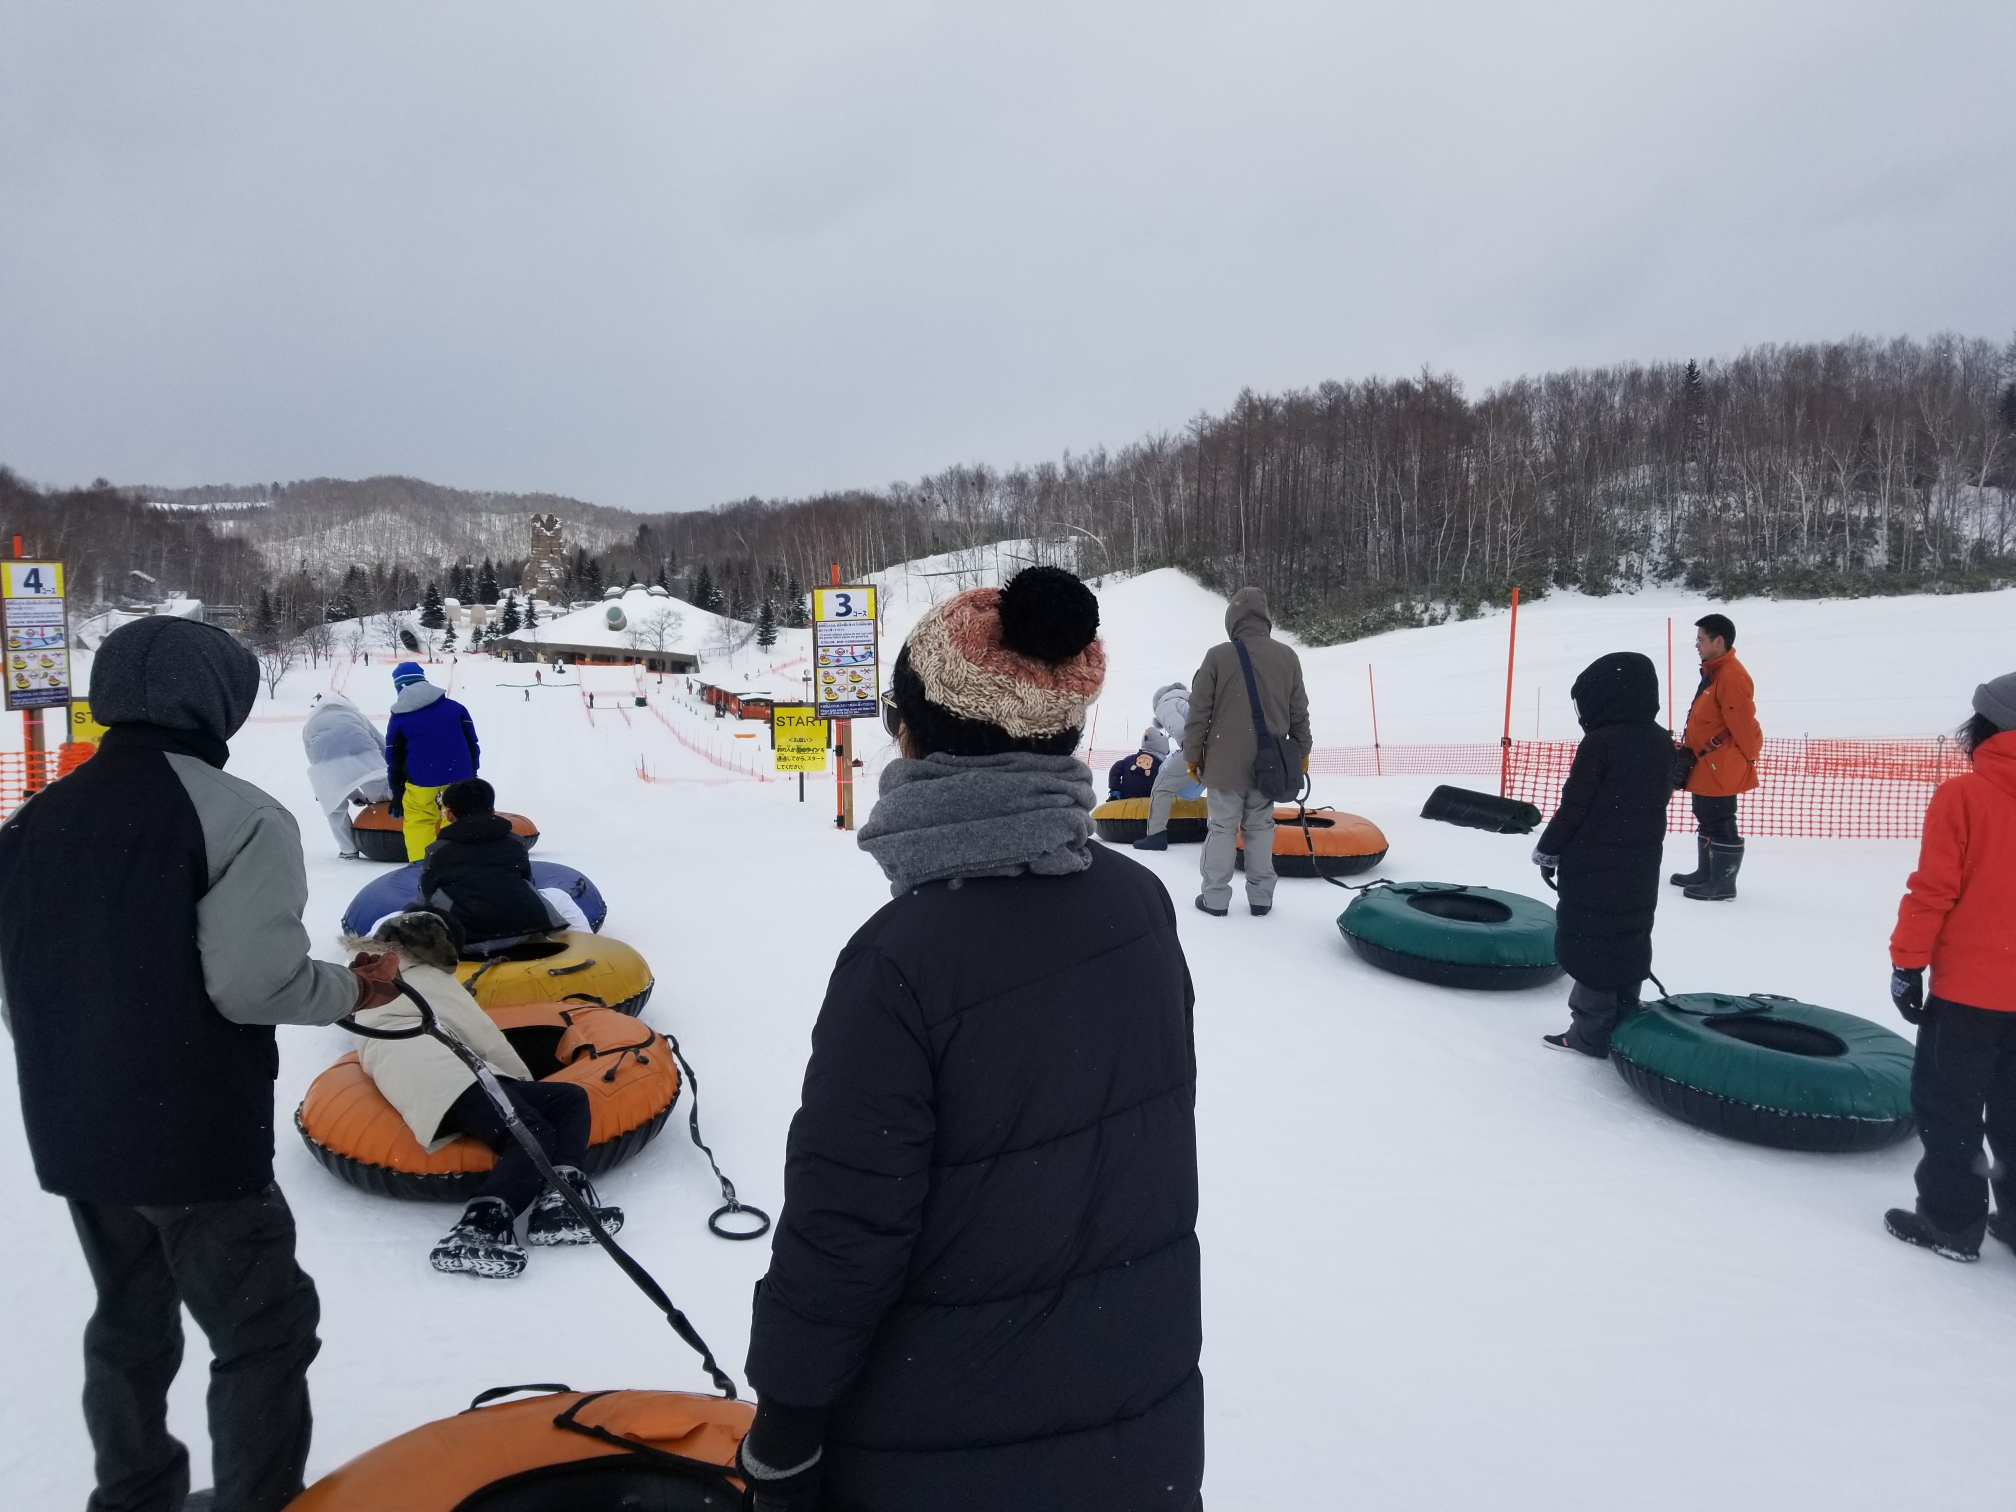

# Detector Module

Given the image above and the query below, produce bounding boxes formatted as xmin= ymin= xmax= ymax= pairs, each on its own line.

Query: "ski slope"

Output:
xmin=4 ymin=572 xmax=2015 ymax=1510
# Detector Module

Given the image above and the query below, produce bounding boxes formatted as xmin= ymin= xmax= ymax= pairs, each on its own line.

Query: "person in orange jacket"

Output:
xmin=1669 ymin=613 xmax=1761 ymax=901
xmin=1882 ymin=673 xmax=2016 ymax=1262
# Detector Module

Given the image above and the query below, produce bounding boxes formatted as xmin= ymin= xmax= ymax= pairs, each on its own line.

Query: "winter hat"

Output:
xmin=1569 ymin=651 xmax=1660 ymax=731
xmin=890 ymin=566 xmax=1105 ymax=757
xmin=392 ymin=661 xmax=428 ymax=690
xmin=1972 ymin=672 xmax=2016 ymax=732
xmin=89 ymin=617 xmax=259 ymax=744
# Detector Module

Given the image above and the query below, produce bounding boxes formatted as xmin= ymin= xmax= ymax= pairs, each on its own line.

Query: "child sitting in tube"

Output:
xmin=1108 ymin=727 xmax=1167 ymax=800
xmin=346 ymin=910 xmax=621 ymax=1279
xmin=416 ymin=778 xmax=591 ymax=948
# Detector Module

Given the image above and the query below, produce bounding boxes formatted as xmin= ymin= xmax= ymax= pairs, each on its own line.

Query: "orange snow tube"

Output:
xmin=286 ymin=1386 xmax=751 ymax=1511
xmin=1238 ymin=808 xmax=1389 ymax=878
xmin=295 ymin=1001 xmax=679 ymax=1201
xmin=352 ymin=802 xmax=540 ymax=862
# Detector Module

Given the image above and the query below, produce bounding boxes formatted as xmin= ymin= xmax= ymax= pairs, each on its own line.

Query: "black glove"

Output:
xmin=388 ymin=800 xmax=404 ymax=819
xmin=737 ymin=1402 xmax=826 ymax=1512
xmin=737 ymin=1441 xmax=821 ymax=1512
xmin=1530 ymin=848 xmax=1560 ymax=890
xmin=1890 ymin=966 xmax=1926 ymax=1025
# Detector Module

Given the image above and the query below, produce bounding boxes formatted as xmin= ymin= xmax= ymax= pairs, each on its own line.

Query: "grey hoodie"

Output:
xmin=1180 ymin=588 xmax=1311 ymax=791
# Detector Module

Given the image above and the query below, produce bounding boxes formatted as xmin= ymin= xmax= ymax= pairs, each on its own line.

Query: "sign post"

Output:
xmin=3 ymin=560 xmax=70 ymax=791
xmin=771 ymin=704 xmax=829 ymax=804
xmin=811 ymin=584 xmax=878 ymax=830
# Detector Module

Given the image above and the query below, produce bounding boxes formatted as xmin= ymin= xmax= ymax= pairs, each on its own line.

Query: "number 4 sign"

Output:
xmin=2 ymin=560 xmax=71 ymax=712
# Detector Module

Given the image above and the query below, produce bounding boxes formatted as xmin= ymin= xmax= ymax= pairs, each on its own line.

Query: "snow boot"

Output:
xmin=1883 ymin=1207 xmax=1984 ymax=1262
xmin=1132 ymin=831 xmax=1171 ymax=852
xmin=525 ymin=1166 xmax=624 ymax=1247
xmin=1682 ymin=840 xmax=1744 ymax=901
xmin=430 ymin=1197 xmax=527 ymax=1278
xmin=1193 ymin=897 xmax=1228 ymax=918
xmin=1249 ymin=902 xmax=1271 ymax=917
xmin=1668 ymin=836 xmax=1709 ymax=888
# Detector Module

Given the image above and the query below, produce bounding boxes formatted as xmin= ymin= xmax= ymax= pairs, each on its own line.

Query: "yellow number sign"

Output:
xmin=771 ymin=704 xmax=830 ymax=773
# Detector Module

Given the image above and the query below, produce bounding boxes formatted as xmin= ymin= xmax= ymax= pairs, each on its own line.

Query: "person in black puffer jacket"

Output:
xmin=418 ymin=778 xmax=553 ymax=945
xmin=1532 ymin=651 xmax=1675 ymax=1057
xmin=740 ymin=567 xmax=1203 ymax=1512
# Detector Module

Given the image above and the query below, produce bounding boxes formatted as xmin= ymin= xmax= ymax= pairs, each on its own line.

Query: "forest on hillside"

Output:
xmin=4 ymin=333 xmax=2012 ymax=645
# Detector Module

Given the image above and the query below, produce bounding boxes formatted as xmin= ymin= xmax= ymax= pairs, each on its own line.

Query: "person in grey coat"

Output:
xmin=1181 ymin=588 xmax=1311 ymax=916
xmin=0 ymin=618 xmax=401 ymax=1512
xmin=1133 ymin=681 xmax=1196 ymax=851
xmin=301 ymin=692 xmax=390 ymax=857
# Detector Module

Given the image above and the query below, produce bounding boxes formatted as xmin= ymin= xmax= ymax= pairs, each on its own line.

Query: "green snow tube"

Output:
xmin=1336 ymin=882 xmax=1561 ymax=991
xmin=1610 ymin=993 xmax=1915 ymax=1152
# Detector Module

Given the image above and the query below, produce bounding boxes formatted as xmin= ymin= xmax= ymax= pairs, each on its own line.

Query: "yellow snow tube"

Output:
xmin=455 ymin=933 xmax=654 ymax=1017
xmin=1092 ymin=796 xmax=1208 ymax=843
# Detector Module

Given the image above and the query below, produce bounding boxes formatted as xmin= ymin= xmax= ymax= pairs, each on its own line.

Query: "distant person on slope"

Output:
xmin=302 ymin=692 xmax=390 ymax=858
xmin=1882 ymin=674 xmax=2016 ymax=1263
xmin=1531 ymin=653 xmax=1674 ymax=1057
xmin=740 ymin=566 xmax=1202 ymax=1512
xmin=0 ymin=617 xmax=402 ymax=1512
xmin=385 ymin=661 xmax=480 ymax=861
xmin=1132 ymin=680 xmax=1198 ymax=851
xmin=417 ymin=778 xmax=589 ymax=945
xmin=346 ymin=911 xmax=620 ymax=1280
xmin=1182 ymin=588 xmax=1310 ymax=916
xmin=1670 ymin=613 xmax=1761 ymax=902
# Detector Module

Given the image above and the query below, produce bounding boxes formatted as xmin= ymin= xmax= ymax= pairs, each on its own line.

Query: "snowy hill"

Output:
xmin=5 ymin=559 xmax=2016 ymax=1509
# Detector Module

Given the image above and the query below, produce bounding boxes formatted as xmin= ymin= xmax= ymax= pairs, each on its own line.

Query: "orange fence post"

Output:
xmin=1498 ymin=586 xmax=1520 ymax=796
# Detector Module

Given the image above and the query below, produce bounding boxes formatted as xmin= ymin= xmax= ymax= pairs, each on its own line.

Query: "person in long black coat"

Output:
xmin=739 ymin=567 xmax=1203 ymax=1512
xmin=1532 ymin=651 xmax=1674 ymax=1056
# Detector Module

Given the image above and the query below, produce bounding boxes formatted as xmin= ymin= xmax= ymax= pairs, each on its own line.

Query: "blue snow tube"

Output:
xmin=341 ymin=862 xmax=607 ymax=938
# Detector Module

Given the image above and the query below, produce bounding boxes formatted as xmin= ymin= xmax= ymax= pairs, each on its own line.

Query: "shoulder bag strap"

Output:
xmin=1233 ymin=639 xmax=1272 ymax=742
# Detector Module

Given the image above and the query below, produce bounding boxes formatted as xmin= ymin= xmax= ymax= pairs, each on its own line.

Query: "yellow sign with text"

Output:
xmin=771 ymin=703 xmax=830 ymax=773
xmin=69 ymin=699 xmax=108 ymax=745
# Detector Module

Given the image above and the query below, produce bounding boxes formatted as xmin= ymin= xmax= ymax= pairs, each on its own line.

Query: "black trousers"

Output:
xmin=1911 ymin=997 xmax=2016 ymax=1231
xmin=1565 ymin=978 xmax=1641 ymax=1055
xmin=1691 ymin=793 xmax=1741 ymax=844
xmin=67 ymin=1183 xmax=320 ymax=1512
xmin=440 ymin=1077 xmax=591 ymax=1215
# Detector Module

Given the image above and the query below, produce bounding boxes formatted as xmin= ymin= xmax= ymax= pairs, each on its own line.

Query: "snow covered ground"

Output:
xmin=4 ymin=571 xmax=2015 ymax=1509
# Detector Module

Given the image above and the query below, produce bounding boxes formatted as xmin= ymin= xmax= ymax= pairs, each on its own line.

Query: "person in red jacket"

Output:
xmin=1670 ymin=613 xmax=1762 ymax=901
xmin=1882 ymin=672 xmax=2016 ymax=1261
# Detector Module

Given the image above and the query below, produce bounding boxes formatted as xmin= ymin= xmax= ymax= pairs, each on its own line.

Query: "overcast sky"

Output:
xmin=2 ymin=2 xmax=2011 ymax=511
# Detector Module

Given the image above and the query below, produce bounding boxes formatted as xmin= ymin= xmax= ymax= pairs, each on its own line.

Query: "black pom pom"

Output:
xmin=997 ymin=566 xmax=1099 ymax=663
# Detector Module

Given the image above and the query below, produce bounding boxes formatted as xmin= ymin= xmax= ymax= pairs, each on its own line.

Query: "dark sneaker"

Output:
xmin=1542 ymin=1032 xmax=1577 ymax=1052
xmin=1193 ymin=897 xmax=1228 ymax=917
xmin=1132 ymin=832 xmax=1171 ymax=852
xmin=1249 ymin=903 xmax=1272 ymax=917
xmin=1542 ymin=1031 xmax=1607 ymax=1059
xmin=430 ymin=1197 xmax=527 ymax=1278
xmin=526 ymin=1166 xmax=624 ymax=1247
xmin=1884 ymin=1207 xmax=1984 ymax=1262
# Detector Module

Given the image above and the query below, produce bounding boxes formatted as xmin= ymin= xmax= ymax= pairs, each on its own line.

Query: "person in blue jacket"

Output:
xmin=385 ymin=663 xmax=480 ymax=860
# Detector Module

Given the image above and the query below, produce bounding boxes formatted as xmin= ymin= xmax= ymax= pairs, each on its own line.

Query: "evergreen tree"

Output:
xmin=499 ymin=594 xmax=522 ymax=636
xmin=254 ymin=588 xmax=279 ymax=645
xmin=654 ymin=562 xmax=670 ymax=591
xmin=582 ymin=555 xmax=604 ymax=600
xmin=524 ymin=595 xmax=540 ymax=629
xmin=478 ymin=559 xmax=499 ymax=604
xmin=693 ymin=563 xmax=718 ymax=614
xmin=785 ymin=577 xmax=808 ymax=628
xmin=420 ymin=582 xmax=446 ymax=629
xmin=755 ymin=597 xmax=778 ymax=651
xmin=442 ymin=624 xmax=458 ymax=653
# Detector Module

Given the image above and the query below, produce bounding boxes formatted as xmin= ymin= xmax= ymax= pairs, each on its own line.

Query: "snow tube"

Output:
xmin=285 ymin=1386 xmax=751 ymax=1511
xmin=340 ymin=862 xmax=608 ymax=938
xmin=1609 ymin=993 xmax=1916 ymax=1152
xmin=352 ymin=802 xmax=540 ymax=862
xmin=457 ymin=932 xmax=654 ymax=1018
xmin=295 ymin=1001 xmax=679 ymax=1201
xmin=1337 ymin=882 xmax=1561 ymax=990
xmin=1092 ymin=796 xmax=1208 ymax=843
xmin=1238 ymin=808 xmax=1388 ymax=878
xmin=1419 ymin=785 xmax=1542 ymax=835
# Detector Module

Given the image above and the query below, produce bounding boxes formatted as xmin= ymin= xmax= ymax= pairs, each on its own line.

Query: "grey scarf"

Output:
xmin=857 ymin=753 xmax=1097 ymax=896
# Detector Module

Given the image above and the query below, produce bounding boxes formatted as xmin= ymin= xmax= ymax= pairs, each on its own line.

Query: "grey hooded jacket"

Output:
xmin=1181 ymin=588 xmax=1311 ymax=792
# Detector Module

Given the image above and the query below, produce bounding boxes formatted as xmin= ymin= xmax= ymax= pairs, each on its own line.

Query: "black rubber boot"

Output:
xmin=430 ymin=1197 xmax=527 ymax=1278
xmin=1884 ymin=1206 xmax=1984 ymax=1262
xmin=526 ymin=1166 xmax=624 ymax=1247
xmin=1683 ymin=840 xmax=1744 ymax=901
xmin=1668 ymin=836 xmax=1710 ymax=888
xmin=1132 ymin=831 xmax=1170 ymax=852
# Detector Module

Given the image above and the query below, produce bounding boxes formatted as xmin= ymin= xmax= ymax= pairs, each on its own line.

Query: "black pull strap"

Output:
xmin=660 ymin=1028 xmax=773 ymax=1242
xmin=467 ymin=1383 xmax=573 ymax=1412
xmin=1233 ymin=639 xmax=1272 ymax=743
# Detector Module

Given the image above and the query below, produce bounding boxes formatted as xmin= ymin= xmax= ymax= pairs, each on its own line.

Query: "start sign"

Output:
xmin=771 ymin=704 xmax=829 ymax=773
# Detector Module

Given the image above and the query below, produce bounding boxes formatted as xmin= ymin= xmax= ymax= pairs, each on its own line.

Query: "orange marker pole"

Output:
xmin=1367 ymin=664 xmax=1382 ymax=776
xmin=1499 ymin=585 xmax=1520 ymax=796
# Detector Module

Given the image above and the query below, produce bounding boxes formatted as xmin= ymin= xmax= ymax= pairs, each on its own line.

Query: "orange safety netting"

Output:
xmin=1087 ymin=736 xmax=1963 ymax=840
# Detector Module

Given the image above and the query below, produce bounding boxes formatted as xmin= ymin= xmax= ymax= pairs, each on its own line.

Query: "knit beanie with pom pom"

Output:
xmin=890 ymin=566 xmax=1105 ymax=757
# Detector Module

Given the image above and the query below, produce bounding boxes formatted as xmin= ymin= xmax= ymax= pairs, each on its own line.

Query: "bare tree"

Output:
xmin=299 ymin=619 xmax=333 ymax=668
xmin=258 ymin=642 xmax=295 ymax=700
xmin=624 ymin=604 xmax=685 ymax=654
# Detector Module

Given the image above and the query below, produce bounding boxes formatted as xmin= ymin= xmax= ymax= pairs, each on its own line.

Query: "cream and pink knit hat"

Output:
xmin=893 ymin=566 xmax=1105 ymax=746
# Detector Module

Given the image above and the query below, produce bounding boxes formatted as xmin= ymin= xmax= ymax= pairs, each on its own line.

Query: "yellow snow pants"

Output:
xmin=401 ymin=783 xmax=446 ymax=861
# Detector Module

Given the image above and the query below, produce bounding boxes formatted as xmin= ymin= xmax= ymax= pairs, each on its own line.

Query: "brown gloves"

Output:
xmin=350 ymin=951 xmax=403 ymax=1011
